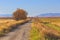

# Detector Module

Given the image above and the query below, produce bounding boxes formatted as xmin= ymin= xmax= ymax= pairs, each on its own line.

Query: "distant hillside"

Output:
xmin=0 ymin=14 xmax=12 ymax=17
xmin=38 ymin=13 xmax=60 ymax=17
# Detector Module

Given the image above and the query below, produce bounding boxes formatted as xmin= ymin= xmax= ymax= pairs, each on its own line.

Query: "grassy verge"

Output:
xmin=30 ymin=20 xmax=60 ymax=40
xmin=0 ymin=19 xmax=30 ymax=36
xmin=30 ymin=27 xmax=43 ymax=40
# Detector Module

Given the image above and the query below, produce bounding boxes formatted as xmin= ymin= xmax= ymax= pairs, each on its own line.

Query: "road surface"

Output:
xmin=0 ymin=22 xmax=31 ymax=40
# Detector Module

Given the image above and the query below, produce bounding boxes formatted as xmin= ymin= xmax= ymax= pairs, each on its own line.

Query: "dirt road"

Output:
xmin=0 ymin=22 xmax=31 ymax=40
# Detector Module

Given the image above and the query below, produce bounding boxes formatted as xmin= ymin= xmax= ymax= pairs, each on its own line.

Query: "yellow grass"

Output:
xmin=0 ymin=19 xmax=29 ymax=33
xmin=51 ymin=22 xmax=60 ymax=27
xmin=30 ymin=18 xmax=60 ymax=40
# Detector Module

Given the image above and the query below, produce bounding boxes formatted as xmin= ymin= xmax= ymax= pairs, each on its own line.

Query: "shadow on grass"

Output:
xmin=44 ymin=33 xmax=60 ymax=40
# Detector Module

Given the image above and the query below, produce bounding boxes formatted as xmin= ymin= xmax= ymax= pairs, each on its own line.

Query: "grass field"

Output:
xmin=0 ymin=18 xmax=29 ymax=36
xmin=30 ymin=17 xmax=60 ymax=40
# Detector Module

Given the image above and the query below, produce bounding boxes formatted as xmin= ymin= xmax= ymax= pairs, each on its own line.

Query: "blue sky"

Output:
xmin=0 ymin=0 xmax=60 ymax=17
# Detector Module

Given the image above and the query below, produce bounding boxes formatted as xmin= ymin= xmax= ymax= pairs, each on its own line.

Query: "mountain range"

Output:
xmin=38 ymin=13 xmax=60 ymax=17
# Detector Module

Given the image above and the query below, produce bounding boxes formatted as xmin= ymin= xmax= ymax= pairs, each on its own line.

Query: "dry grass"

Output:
xmin=51 ymin=22 xmax=60 ymax=27
xmin=0 ymin=18 xmax=30 ymax=36
xmin=30 ymin=17 xmax=60 ymax=40
xmin=0 ymin=19 xmax=21 ymax=31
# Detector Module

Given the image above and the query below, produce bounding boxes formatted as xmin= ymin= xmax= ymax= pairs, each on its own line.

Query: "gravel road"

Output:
xmin=0 ymin=22 xmax=31 ymax=40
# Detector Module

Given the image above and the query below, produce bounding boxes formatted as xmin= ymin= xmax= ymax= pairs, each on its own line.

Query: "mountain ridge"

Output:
xmin=38 ymin=13 xmax=60 ymax=17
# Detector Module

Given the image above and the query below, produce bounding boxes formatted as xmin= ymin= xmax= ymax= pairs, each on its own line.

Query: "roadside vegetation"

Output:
xmin=0 ymin=19 xmax=22 ymax=36
xmin=30 ymin=17 xmax=60 ymax=40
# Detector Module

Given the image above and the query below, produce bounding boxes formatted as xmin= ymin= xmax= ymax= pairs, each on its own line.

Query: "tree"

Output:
xmin=13 ymin=8 xmax=28 ymax=21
